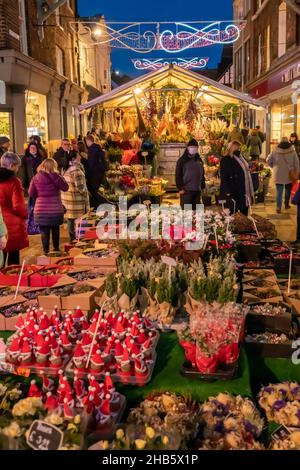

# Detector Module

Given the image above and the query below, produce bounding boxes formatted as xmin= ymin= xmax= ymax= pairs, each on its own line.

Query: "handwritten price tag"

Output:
xmin=27 ymin=420 xmax=64 ymax=451
xmin=161 ymin=256 xmax=177 ymax=267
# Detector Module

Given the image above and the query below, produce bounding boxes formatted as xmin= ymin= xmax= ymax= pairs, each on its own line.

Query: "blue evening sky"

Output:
xmin=77 ymin=0 xmax=233 ymax=77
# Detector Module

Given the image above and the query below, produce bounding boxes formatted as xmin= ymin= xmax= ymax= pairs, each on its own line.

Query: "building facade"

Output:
xmin=233 ymin=0 xmax=300 ymax=151
xmin=0 ymin=1 xmax=111 ymax=155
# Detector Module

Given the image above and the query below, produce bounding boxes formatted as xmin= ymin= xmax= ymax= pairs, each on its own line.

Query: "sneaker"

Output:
xmin=276 ymin=208 xmax=281 ymax=214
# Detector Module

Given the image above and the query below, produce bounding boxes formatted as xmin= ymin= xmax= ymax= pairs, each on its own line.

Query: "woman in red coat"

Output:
xmin=0 ymin=152 xmax=29 ymax=265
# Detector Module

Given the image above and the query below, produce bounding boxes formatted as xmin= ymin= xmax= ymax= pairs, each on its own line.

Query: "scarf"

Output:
xmin=233 ymin=155 xmax=254 ymax=207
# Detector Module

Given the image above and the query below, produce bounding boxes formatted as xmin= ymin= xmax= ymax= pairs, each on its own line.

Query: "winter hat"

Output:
xmin=28 ymin=380 xmax=42 ymax=398
xmin=187 ymin=138 xmax=198 ymax=147
xmin=0 ymin=136 xmax=9 ymax=146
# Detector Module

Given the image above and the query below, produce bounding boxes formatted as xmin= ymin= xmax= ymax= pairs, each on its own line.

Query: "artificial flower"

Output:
xmin=135 ymin=439 xmax=147 ymax=450
xmin=2 ymin=422 xmax=22 ymax=438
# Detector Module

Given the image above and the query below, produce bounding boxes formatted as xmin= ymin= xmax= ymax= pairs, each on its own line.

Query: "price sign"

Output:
xmin=161 ymin=255 xmax=177 ymax=267
xmin=14 ymin=366 xmax=30 ymax=377
xmin=27 ymin=420 xmax=64 ymax=451
xmin=271 ymin=425 xmax=291 ymax=442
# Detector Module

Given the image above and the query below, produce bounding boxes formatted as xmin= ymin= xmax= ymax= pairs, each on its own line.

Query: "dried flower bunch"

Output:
xmin=250 ymin=303 xmax=288 ymax=317
xmin=246 ymin=332 xmax=289 ymax=344
xmin=258 ymin=382 xmax=300 ymax=427
xmin=198 ymin=393 xmax=264 ymax=450
xmin=126 ymin=393 xmax=200 ymax=447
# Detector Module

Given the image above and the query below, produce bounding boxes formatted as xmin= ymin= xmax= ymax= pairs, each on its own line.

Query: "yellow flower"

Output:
xmin=135 ymin=439 xmax=146 ymax=450
xmin=67 ymin=423 xmax=77 ymax=433
xmin=162 ymin=435 xmax=169 ymax=445
xmin=0 ymin=384 xmax=7 ymax=397
xmin=116 ymin=428 xmax=124 ymax=440
xmin=2 ymin=422 xmax=22 ymax=438
xmin=8 ymin=389 xmax=22 ymax=401
xmin=45 ymin=414 xmax=64 ymax=426
xmin=145 ymin=427 xmax=155 ymax=439
xmin=12 ymin=398 xmax=43 ymax=417
xmin=101 ymin=440 xmax=110 ymax=450
xmin=74 ymin=414 xmax=81 ymax=425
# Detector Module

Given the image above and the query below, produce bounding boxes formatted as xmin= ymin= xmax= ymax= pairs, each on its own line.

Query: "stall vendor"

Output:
xmin=175 ymin=138 xmax=206 ymax=210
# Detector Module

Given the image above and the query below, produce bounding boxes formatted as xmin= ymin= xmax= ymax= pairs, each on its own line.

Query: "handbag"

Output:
xmin=283 ymin=155 xmax=299 ymax=183
xmin=27 ymin=200 xmax=40 ymax=235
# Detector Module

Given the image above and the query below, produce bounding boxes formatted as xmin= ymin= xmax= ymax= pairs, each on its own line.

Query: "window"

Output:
xmin=266 ymin=25 xmax=271 ymax=70
xmin=278 ymin=2 xmax=287 ymax=58
xmin=18 ymin=0 xmax=28 ymax=55
xmin=244 ymin=39 xmax=250 ymax=83
xmin=56 ymin=46 xmax=64 ymax=76
xmin=258 ymin=33 xmax=262 ymax=76
xmin=234 ymin=47 xmax=243 ymax=89
xmin=69 ymin=34 xmax=74 ymax=82
xmin=25 ymin=91 xmax=48 ymax=143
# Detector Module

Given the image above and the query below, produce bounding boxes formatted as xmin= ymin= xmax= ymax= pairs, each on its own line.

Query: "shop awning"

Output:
xmin=78 ymin=64 xmax=267 ymax=112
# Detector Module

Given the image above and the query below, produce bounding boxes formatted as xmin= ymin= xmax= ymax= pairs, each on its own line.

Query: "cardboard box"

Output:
xmin=61 ymin=289 xmax=97 ymax=311
xmin=0 ymin=265 xmax=41 ymax=287
xmin=36 ymin=255 xmax=71 ymax=266
xmin=0 ymin=314 xmax=5 ymax=331
xmin=73 ymin=249 xmax=118 ymax=268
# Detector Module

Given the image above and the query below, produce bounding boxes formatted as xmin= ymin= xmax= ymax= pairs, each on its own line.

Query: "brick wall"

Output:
xmin=0 ymin=0 xmax=21 ymax=50
xmin=27 ymin=0 xmax=79 ymax=84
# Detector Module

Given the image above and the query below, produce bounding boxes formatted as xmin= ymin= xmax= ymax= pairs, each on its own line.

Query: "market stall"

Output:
xmin=78 ymin=64 xmax=266 ymax=190
xmin=1 ymin=207 xmax=300 ymax=450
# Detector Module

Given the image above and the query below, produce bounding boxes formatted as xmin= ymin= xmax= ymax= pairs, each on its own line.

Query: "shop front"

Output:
xmin=25 ymin=90 xmax=48 ymax=143
xmin=250 ymin=59 xmax=300 ymax=150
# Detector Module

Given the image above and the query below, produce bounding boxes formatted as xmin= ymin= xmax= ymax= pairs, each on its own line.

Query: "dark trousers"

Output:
xmin=276 ymin=183 xmax=292 ymax=209
xmin=3 ymin=251 xmax=20 ymax=266
xmin=180 ymin=191 xmax=201 ymax=210
xmin=67 ymin=219 xmax=76 ymax=242
xmin=39 ymin=226 xmax=60 ymax=254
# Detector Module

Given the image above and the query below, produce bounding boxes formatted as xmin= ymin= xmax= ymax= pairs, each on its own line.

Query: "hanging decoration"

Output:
xmin=72 ymin=21 xmax=245 ymax=53
xmin=132 ymin=57 xmax=209 ymax=70
xmin=184 ymin=95 xmax=198 ymax=132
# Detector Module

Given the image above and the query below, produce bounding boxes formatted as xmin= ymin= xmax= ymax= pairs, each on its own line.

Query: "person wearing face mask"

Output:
xmin=220 ymin=141 xmax=254 ymax=215
xmin=20 ymin=142 xmax=46 ymax=194
xmin=175 ymin=139 xmax=205 ymax=210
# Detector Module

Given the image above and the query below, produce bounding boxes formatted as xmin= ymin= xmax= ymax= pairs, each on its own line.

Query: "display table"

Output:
xmin=2 ymin=330 xmax=298 ymax=405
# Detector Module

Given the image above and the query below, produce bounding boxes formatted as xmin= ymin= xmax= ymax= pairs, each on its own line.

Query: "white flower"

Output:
xmin=0 ymin=383 xmax=7 ymax=397
xmin=8 ymin=388 xmax=22 ymax=401
xmin=45 ymin=413 xmax=64 ymax=426
xmin=2 ymin=422 xmax=22 ymax=438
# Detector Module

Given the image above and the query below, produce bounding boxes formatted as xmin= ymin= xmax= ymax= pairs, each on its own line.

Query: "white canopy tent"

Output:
xmin=78 ymin=64 xmax=267 ymax=112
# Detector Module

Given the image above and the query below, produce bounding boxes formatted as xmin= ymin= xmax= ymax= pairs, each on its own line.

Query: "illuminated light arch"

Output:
xmin=132 ymin=57 xmax=209 ymax=71
xmin=71 ymin=20 xmax=245 ymax=53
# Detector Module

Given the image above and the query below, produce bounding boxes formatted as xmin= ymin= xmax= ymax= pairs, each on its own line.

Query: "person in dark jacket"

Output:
xmin=290 ymin=133 xmax=300 ymax=160
xmin=247 ymin=129 xmax=262 ymax=161
xmin=0 ymin=137 xmax=10 ymax=157
xmin=0 ymin=152 xmax=29 ymax=265
xmin=53 ymin=139 xmax=71 ymax=173
xmin=86 ymin=135 xmax=108 ymax=208
xmin=220 ymin=141 xmax=254 ymax=215
xmin=28 ymin=158 xmax=68 ymax=254
xmin=256 ymin=125 xmax=265 ymax=144
xmin=20 ymin=142 xmax=46 ymax=193
xmin=28 ymin=135 xmax=48 ymax=160
xmin=175 ymin=138 xmax=205 ymax=210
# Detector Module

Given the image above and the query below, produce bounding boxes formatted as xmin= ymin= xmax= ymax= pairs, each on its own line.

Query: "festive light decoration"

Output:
xmin=132 ymin=57 xmax=209 ymax=71
xmin=72 ymin=21 xmax=245 ymax=53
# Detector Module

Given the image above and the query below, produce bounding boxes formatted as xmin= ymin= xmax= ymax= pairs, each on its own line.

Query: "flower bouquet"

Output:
xmin=258 ymin=382 xmax=300 ymax=427
xmin=198 ymin=393 xmax=264 ymax=450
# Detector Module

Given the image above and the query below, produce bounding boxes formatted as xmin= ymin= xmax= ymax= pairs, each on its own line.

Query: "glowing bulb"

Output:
xmin=93 ymin=28 xmax=102 ymax=36
xmin=134 ymin=87 xmax=142 ymax=95
xmin=197 ymin=91 xmax=204 ymax=99
xmin=201 ymin=85 xmax=209 ymax=91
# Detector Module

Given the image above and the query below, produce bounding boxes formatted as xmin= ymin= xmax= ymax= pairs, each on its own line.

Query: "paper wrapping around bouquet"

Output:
xmin=184 ymin=293 xmax=206 ymax=316
xmin=117 ymin=292 xmax=138 ymax=311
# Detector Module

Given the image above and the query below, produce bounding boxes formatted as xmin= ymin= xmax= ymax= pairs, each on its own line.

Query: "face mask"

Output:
xmin=188 ymin=146 xmax=198 ymax=157
xmin=233 ymin=150 xmax=241 ymax=157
